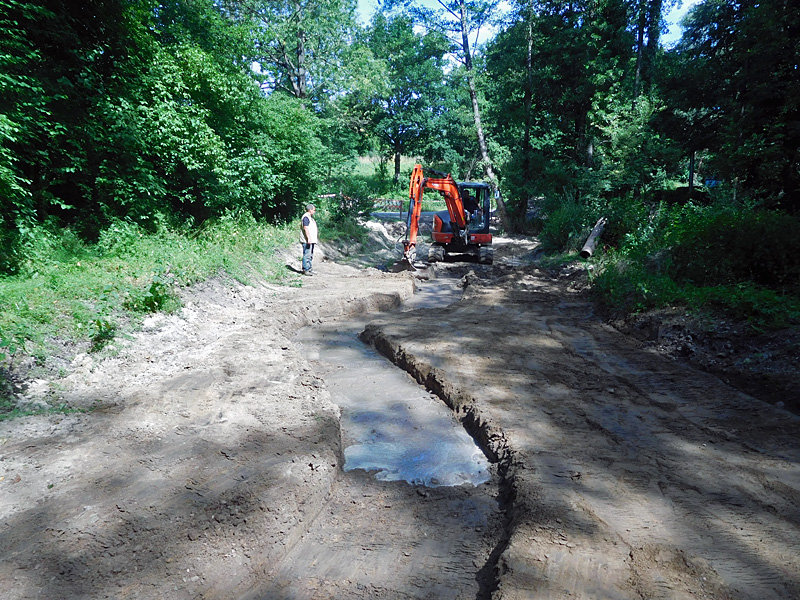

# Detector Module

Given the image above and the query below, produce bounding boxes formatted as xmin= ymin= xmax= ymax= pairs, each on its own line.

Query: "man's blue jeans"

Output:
xmin=302 ymin=243 xmax=315 ymax=272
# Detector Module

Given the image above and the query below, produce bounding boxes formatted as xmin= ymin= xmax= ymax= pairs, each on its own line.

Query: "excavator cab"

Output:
xmin=459 ymin=183 xmax=491 ymax=233
xmin=429 ymin=182 xmax=493 ymax=264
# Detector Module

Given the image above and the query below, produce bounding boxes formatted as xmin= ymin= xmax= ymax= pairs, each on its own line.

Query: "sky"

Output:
xmin=356 ymin=0 xmax=702 ymax=47
xmin=357 ymin=0 xmax=378 ymax=24
xmin=662 ymin=0 xmax=701 ymax=46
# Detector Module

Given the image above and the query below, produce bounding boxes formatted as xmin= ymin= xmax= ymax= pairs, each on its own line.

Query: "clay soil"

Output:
xmin=1 ymin=227 xmax=799 ymax=600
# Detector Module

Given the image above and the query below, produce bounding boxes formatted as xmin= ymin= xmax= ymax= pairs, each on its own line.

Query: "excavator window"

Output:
xmin=460 ymin=186 xmax=488 ymax=232
xmin=462 ymin=190 xmax=480 ymax=213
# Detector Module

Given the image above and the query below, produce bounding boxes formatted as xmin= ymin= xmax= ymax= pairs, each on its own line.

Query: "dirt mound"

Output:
xmin=610 ymin=309 xmax=800 ymax=414
xmin=2 ymin=233 xmax=799 ymax=599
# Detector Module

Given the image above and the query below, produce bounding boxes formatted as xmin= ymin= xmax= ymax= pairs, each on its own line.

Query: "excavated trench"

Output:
xmin=269 ymin=274 xmax=514 ymax=599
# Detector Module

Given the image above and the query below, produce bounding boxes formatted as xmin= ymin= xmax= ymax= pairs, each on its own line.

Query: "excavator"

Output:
xmin=395 ymin=164 xmax=493 ymax=270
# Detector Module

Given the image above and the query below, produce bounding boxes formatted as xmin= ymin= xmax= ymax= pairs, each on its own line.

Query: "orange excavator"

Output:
xmin=396 ymin=164 xmax=493 ymax=270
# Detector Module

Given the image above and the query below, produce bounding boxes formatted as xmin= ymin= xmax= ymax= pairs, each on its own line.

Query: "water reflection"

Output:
xmin=296 ymin=278 xmax=490 ymax=487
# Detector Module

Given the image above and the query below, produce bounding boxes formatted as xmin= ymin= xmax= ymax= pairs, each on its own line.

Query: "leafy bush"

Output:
xmin=666 ymin=206 xmax=800 ymax=293
xmin=538 ymin=199 xmax=588 ymax=253
xmin=123 ymin=268 xmax=181 ymax=314
xmin=591 ymin=253 xmax=681 ymax=313
xmin=689 ymin=284 xmax=800 ymax=331
xmin=0 ymin=322 xmax=27 ymax=363
xmin=326 ymin=179 xmax=375 ymax=225
xmin=590 ymin=203 xmax=800 ymax=329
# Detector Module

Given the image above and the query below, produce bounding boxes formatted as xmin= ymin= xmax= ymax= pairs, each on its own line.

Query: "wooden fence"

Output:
xmin=372 ymin=198 xmax=403 ymax=212
xmin=318 ymin=194 xmax=404 ymax=212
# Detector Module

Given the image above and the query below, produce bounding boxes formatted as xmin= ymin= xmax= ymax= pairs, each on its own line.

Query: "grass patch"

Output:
xmin=0 ymin=212 xmax=303 ymax=418
xmin=590 ymin=252 xmax=800 ymax=331
xmin=0 ymin=397 xmax=88 ymax=423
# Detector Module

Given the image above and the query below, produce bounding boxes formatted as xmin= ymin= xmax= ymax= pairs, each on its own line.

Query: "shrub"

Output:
xmin=667 ymin=206 xmax=800 ymax=293
xmin=538 ymin=199 xmax=587 ymax=253
xmin=591 ymin=253 xmax=681 ymax=314
xmin=123 ymin=268 xmax=181 ymax=314
xmin=690 ymin=283 xmax=800 ymax=330
xmin=326 ymin=178 xmax=375 ymax=225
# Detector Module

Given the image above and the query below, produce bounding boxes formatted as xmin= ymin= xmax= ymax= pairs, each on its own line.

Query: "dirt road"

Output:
xmin=1 ymin=233 xmax=799 ymax=599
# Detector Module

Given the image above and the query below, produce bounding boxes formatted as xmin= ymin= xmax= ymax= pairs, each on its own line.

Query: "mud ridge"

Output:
xmin=0 ymin=264 xmax=421 ymax=600
xmin=359 ymin=324 xmax=517 ymax=597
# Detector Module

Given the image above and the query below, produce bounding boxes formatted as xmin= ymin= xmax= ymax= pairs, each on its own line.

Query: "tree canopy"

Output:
xmin=1 ymin=0 xmax=798 ymax=305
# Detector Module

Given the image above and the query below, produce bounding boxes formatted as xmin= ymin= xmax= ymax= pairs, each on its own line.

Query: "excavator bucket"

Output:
xmin=390 ymin=257 xmax=418 ymax=272
xmin=390 ymin=239 xmax=419 ymax=272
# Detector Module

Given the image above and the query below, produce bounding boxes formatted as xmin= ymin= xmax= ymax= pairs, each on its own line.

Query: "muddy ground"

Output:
xmin=1 ymin=225 xmax=799 ymax=599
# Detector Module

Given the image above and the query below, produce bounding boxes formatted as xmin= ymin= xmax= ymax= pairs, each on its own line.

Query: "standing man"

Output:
xmin=299 ymin=203 xmax=318 ymax=276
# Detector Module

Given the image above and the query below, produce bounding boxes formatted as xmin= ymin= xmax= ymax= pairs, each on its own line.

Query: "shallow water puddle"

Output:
xmin=295 ymin=277 xmax=491 ymax=487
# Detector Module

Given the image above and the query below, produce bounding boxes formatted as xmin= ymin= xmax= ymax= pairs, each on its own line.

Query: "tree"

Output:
xmin=385 ymin=0 xmax=511 ymax=228
xmin=365 ymin=14 xmax=449 ymax=180
xmin=485 ymin=0 xmax=636 ymax=223
xmin=226 ymin=0 xmax=360 ymax=103
xmin=421 ymin=68 xmax=482 ymax=178
xmin=665 ymin=0 xmax=800 ymax=209
xmin=0 ymin=0 xmax=49 ymax=271
xmin=632 ymin=0 xmax=665 ymax=103
xmin=0 ymin=0 xmax=329 ymax=263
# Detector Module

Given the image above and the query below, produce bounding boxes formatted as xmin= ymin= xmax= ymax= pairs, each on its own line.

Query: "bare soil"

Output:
xmin=1 ymin=228 xmax=799 ymax=599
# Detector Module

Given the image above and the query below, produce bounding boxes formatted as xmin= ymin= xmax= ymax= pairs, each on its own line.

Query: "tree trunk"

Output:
xmin=515 ymin=7 xmax=535 ymax=225
xmin=394 ymin=140 xmax=402 ymax=181
xmin=644 ymin=0 xmax=663 ymax=88
xmin=633 ymin=0 xmax=662 ymax=104
xmin=293 ymin=1 xmax=307 ymax=98
xmin=295 ymin=29 xmax=307 ymax=98
xmin=458 ymin=0 xmax=510 ymax=231
xmin=633 ymin=6 xmax=645 ymax=106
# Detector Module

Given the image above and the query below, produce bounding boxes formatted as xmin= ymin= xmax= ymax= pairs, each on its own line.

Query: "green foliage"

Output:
xmin=593 ymin=95 xmax=672 ymax=198
xmin=0 ymin=322 xmax=27 ymax=363
xmin=420 ymin=70 xmax=482 ymax=180
xmin=689 ymin=284 xmax=800 ymax=332
xmin=0 ymin=0 xmax=48 ymax=272
xmin=590 ymin=252 xmax=681 ymax=314
xmin=666 ymin=206 xmax=800 ymax=292
xmin=325 ymin=182 xmax=375 ymax=225
xmin=667 ymin=0 xmax=800 ymax=210
xmin=122 ymin=268 xmax=181 ymax=314
xmin=363 ymin=13 xmax=450 ymax=178
xmin=538 ymin=197 xmax=588 ymax=253
xmin=593 ymin=255 xmax=800 ymax=331
xmin=0 ymin=215 xmax=300 ymax=378
xmin=256 ymin=93 xmax=326 ymax=219
xmin=241 ymin=0 xmax=360 ymax=102
xmin=480 ymin=0 xmax=800 ymax=332
xmin=0 ymin=0 xmax=327 ymax=269
xmin=589 ymin=203 xmax=800 ymax=330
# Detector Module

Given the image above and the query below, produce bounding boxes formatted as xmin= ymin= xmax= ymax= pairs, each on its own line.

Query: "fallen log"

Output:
xmin=580 ymin=217 xmax=607 ymax=259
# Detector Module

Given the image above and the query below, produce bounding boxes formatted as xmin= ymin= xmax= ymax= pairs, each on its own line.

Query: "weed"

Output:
xmin=0 ymin=211 xmax=331 ymax=414
xmin=90 ymin=318 xmax=118 ymax=353
xmin=124 ymin=268 xmax=181 ymax=314
xmin=539 ymin=200 xmax=588 ymax=253
xmin=0 ymin=325 xmax=26 ymax=363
